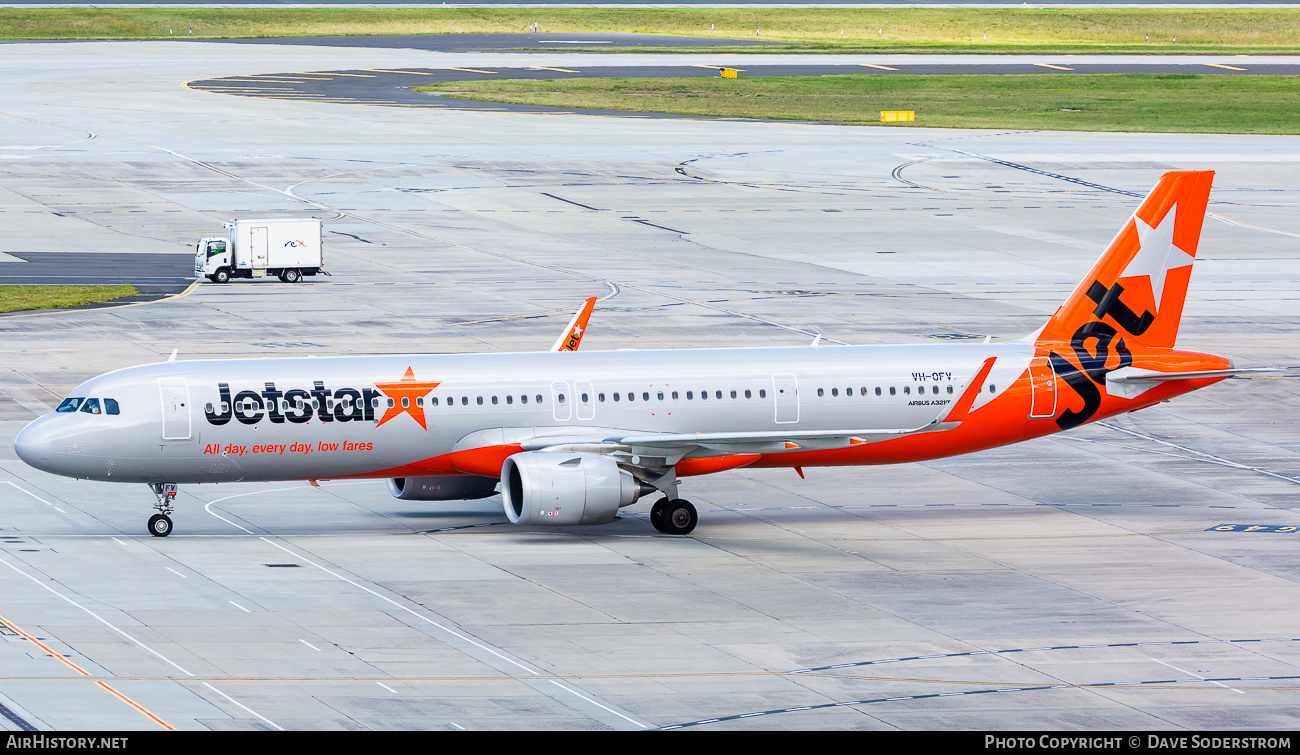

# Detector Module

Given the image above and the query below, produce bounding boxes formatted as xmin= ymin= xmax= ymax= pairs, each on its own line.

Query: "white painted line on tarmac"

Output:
xmin=165 ymin=567 xmax=187 ymax=579
xmin=1 ymin=481 xmax=54 ymax=507
xmin=0 ymin=554 xmax=193 ymax=677
xmin=377 ymin=682 xmax=397 ymax=694
xmin=549 ymin=680 xmax=650 ymax=729
xmin=1151 ymin=659 xmax=1245 ymax=694
xmin=229 ymin=601 xmax=250 ymax=613
xmin=300 ymin=639 xmax=322 ymax=652
xmin=202 ymin=683 xmax=283 ymax=731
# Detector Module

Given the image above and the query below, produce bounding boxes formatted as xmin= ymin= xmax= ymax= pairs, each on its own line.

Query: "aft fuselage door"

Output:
xmin=158 ymin=377 xmax=192 ymax=440
xmin=1027 ymin=356 xmax=1057 ymax=419
xmin=574 ymin=381 xmax=595 ymax=421
xmin=772 ymin=374 xmax=799 ymax=424
xmin=551 ymin=381 xmax=572 ymax=421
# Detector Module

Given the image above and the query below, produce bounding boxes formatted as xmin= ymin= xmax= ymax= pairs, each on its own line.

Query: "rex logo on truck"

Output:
xmin=195 ymin=218 xmax=327 ymax=284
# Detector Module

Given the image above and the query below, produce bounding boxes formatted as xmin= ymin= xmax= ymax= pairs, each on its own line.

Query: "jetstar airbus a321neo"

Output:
xmin=14 ymin=171 xmax=1267 ymax=537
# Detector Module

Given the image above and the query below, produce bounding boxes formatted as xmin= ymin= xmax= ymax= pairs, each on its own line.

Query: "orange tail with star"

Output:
xmin=1038 ymin=170 xmax=1214 ymax=350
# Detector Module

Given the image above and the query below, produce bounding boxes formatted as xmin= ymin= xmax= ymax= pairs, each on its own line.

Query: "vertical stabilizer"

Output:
xmin=1038 ymin=171 xmax=1213 ymax=350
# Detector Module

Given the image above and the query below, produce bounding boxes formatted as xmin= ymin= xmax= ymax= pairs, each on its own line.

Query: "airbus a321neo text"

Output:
xmin=15 ymin=172 xmax=1264 ymax=537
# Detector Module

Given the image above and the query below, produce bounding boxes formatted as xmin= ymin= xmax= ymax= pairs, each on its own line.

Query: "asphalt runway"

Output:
xmin=188 ymin=60 xmax=1300 ymax=115
xmin=0 ymin=40 xmax=1298 ymax=731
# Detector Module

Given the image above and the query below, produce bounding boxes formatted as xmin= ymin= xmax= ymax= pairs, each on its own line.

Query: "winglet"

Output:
xmin=552 ymin=297 xmax=597 ymax=352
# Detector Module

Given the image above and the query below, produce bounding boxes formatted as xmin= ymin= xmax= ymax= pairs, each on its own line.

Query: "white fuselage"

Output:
xmin=14 ymin=343 xmax=1031 ymax=484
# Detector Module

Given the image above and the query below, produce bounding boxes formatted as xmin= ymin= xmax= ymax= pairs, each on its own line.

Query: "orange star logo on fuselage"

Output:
xmin=374 ymin=367 xmax=440 ymax=430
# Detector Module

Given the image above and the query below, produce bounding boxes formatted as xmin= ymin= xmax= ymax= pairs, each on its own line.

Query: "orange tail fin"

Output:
xmin=1038 ymin=170 xmax=1213 ymax=350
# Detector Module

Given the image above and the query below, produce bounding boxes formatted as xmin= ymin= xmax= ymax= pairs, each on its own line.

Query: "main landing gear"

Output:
xmin=650 ymin=497 xmax=698 ymax=535
xmin=147 ymin=482 xmax=177 ymax=537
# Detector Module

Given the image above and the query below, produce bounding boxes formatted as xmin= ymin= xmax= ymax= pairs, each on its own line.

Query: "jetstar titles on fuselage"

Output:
xmin=203 ymin=367 xmax=438 ymax=430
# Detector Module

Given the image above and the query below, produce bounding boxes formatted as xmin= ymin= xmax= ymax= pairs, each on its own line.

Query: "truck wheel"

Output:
xmin=283 ymin=269 xmax=301 ymax=283
xmin=213 ymin=269 xmax=230 ymax=284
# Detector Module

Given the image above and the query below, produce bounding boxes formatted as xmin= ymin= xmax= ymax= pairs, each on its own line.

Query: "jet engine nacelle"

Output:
xmin=502 ymin=452 xmax=643 ymax=526
xmin=387 ymin=476 xmax=498 ymax=501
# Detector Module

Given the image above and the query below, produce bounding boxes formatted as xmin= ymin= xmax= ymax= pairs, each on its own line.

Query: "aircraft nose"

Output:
xmin=14 ymin=417 xmax=58 ymax=472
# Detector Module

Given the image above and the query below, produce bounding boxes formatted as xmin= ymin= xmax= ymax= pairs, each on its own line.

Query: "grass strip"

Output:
xmin=1 ymin=8 xmax=1299 ymax=54
xmin=0 ymin=285 xmax=138 ymax=314
xmin=417 ymin=73 xmax=1300 ymax=134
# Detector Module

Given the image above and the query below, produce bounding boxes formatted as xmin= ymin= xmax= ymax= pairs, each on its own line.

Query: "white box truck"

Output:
xmin=194 ymin=218 xmax=325 ymax=283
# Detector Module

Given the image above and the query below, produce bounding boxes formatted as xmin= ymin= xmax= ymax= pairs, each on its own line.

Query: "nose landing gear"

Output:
xmin=147 ymin=482 xmax=177 ymax=537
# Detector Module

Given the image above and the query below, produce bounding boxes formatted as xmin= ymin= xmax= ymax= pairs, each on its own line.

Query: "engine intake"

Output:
xmin=502 ymin=452 xmax=645 ymax=526
xmin=387 ymin=476 xmax=498 ymax=501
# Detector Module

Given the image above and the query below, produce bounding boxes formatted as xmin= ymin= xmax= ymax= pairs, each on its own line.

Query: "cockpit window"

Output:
xmin=56 ymin=398 xmax=84 ymax=413
xmin=80 ymin=398 xmax=102 ymax=415
xmin=104 ymin=399 xmax=120 ymax=415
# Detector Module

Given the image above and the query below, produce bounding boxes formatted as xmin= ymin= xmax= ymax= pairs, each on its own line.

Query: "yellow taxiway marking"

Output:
xmin=291 ymin=71 xmax=376 ymax=78
xmin=1205 ymin=63 xmax=1247 ymax=71
xmin=1033 ymin=63 xmax=1074 ymax=70
xmin=860 ymin=64 xmax=899 ymax=71
xmin=0 ymin=612 xmax=175 ymax=729
xmin=690 ymin=65 xmax=746 ymax=71
xmin=444 ymin=67 xmax=498 ymax=74
xmin=358 ymin=69 xmax=435 ymax=75
xmin=527 ymin=66 xmax=581 ymax=73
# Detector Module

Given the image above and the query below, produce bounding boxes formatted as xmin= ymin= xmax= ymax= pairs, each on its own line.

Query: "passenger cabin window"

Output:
xmin=56 ymin=397 xmax=84 ymax=413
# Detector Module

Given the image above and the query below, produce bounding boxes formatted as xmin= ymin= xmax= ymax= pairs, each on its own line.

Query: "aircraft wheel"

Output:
xmin=282 ymin=268 xmax=301 ymax=283
xmin=656 ymin=499 xmax=697 ymax=536
xmin=650 ymin=498 xmax=668 ymax=531
xmin=147 ymin=514 xmax=173 ymax=538
xmin=213 ymin=268 xmax=230 ymax=284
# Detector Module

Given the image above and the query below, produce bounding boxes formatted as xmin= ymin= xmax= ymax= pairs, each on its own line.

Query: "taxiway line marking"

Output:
xmin=1152 ymin=658 xmax=1245 ymax=694
xmin=527 ymin=66 xmax=581 ymax=73
xmin=1033 ymin=63 xmax=1074 ymax=70
xmin=95 ymin=682 xmax=176 ymax=730
xmin=1205 ymin=63 xmax=1247 ymax=70
xmin=860 ymin=64 xmax=899 ymax=71
xmin=0 ymin=611 xmax=175 ymax=729
xmin=202 ymin=682 xmax=283 ymax=730
xmin=444 ymin=67 xmax=498 ymax=74
xmin=0 ymin=612 xmax=92 ymax=676
xmin=358 ymin=69 xmax=434 ymax=75
xmin=0 ymin=555 xmax=194 ymax=677
xmin=1 ymin=481 xmax=55 ymax=507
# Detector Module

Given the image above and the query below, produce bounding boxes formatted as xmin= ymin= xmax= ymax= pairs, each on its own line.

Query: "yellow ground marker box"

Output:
xmin=719 ymin=68 xmax=739 ymax=79
xmin=880 ymin=111 xmax=915 ymax=122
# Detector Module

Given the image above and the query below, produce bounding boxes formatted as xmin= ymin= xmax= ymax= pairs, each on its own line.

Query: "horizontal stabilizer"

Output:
xmin=1106 ymin=367 xmax=1281 ymax=384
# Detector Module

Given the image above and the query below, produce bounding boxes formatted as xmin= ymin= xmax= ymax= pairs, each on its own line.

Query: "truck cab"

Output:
xmin=194 ymin=238 xmax=232 ymax=282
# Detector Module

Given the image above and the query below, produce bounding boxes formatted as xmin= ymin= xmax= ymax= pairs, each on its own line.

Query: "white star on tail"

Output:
xmin=1121 ymin=203 xmax=1195 ymax=314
